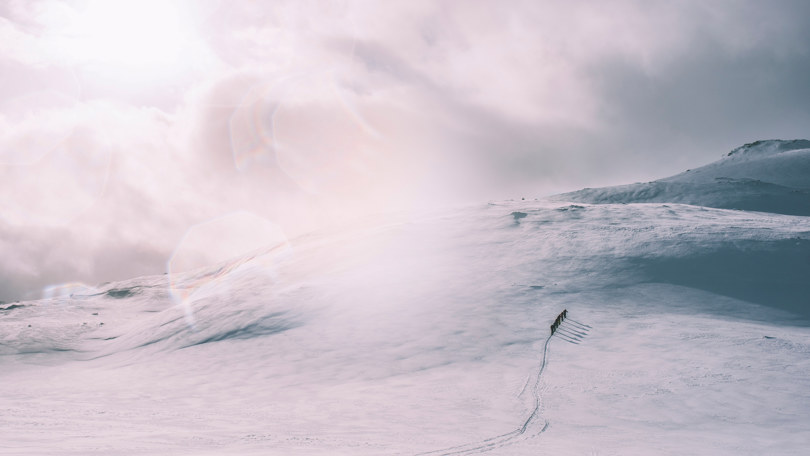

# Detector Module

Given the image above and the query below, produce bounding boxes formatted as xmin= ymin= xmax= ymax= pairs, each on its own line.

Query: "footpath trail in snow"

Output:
xmin=418 ymin=314 xmax=589 ymax=456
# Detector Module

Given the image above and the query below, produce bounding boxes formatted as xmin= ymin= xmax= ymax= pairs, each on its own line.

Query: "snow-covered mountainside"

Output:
xmin=2 ymin=141 xmax=810 ymax=455
xmin=557 ymin=139 xmax=810 ymax=215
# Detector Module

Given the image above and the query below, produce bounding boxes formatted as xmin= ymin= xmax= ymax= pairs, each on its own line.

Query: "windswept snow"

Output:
xmin=558 ymin=139 xmax=810 ymax=216
xmin=2 ymin=141 xmax=810 ymax=455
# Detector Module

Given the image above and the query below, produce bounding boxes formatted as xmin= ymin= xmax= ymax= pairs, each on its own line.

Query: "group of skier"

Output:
xmin=549 ymin=309 xmax=568 ymax=335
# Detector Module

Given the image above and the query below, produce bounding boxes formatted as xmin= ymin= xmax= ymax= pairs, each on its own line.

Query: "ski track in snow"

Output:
xmin=417 ymin=319 xmax=589 ymax=455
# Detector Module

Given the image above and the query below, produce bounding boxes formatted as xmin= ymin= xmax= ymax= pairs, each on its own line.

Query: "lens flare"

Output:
xmin=272 ymin=72 xmax=387 ymax=196
xmin=227 ymin=71 xmax=387 ymax=197
xmin=166 ymin=212 xmax=291 ymax=328
xmin=41 ymin=282 xmax=99 ymax=302
xmin=228 ymin=79 xmax=289 ymax=172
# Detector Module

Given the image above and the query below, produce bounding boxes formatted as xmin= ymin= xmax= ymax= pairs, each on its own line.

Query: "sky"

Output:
xmin=1 ymin=0 xmax=809 ymax=301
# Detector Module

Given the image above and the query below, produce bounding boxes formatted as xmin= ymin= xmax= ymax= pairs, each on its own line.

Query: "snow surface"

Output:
xmin=557 ymin=139 xmax=810 ymax=216
xmin=2 ymin=140 xmax=810 ymax=455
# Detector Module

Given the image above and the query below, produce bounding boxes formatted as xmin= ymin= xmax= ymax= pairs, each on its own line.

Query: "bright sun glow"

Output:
xmin=61 ymin=0 xmax=196 ymax=77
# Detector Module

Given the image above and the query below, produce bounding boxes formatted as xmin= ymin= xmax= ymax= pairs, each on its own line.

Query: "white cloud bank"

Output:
xmin=1 ymin=0 xmax=809 ymax=300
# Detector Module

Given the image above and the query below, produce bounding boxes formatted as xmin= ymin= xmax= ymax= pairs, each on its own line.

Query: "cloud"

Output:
xmin=2 ymin=0 xmax=810 ymax=300
xmin=579 ymin=0 xmax=810 ymax=176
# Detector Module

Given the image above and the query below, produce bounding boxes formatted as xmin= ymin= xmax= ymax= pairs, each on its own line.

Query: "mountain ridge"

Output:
xmin=555 ymin=139 xmax=810 ymax=215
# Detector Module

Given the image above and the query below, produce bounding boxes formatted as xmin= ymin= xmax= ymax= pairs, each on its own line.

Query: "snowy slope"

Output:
xmin=2 ymin=141 xmax=810 ymax=455
xmin=557 ymin=139 xmax=810 ymax=215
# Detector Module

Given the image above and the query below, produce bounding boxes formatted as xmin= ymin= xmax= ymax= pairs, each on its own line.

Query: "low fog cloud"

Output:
xmin=1 ymin=0 xmax=809 ymax=300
